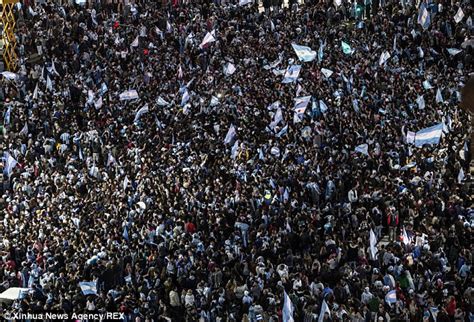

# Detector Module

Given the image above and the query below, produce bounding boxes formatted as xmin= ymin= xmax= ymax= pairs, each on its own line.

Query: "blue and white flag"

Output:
xmin=418 ymin=4 xmax=431 ymax=30
xmin=414 ymin=123 xmax=443 ymax=147
xmin=223 ymin=62 xmax=236 ymax=76
xmin=321 ymin=68 xmax=333 ymax=78
xmin=318 ymin=40 xmax=325 ymax=63
xmin=282 ymin=291 xmax=294 ymax=322
xmin=199 ymin=30 xmax=216 ymax=49
xmin=3 ymin=106 xmax=11 ymax=125
xmin=276 ymin=124 xmax=288 ymax=138
xmin=385 ymin=290 xmax=397 ymax=305
xmin=454 ymin=7 xmax=464 ymax=24
xmin=224 ymin=124 xmax=237 ymax=145
xmin=402 ymin=227 xmax=410 ymax=245
xmin=19 ymin=122 xmax=28 ymax=136
xmin=447 ymin=48 xmax=462 ymax=56
xmin=134 ymin=104 xmax=149 ymax=123
xmin=319 ymin=100 xmax=329 ymax=114
xmin=318 ymin=299 xmax=331 ymax=322
xmin=294 ymin=96 xmax=311 ymax=114
xmin=231 ymin=140 xmax=239 ymax=159
xmin=458 ymin=168 xmax=465 ymax=183
xmin=119 ymin=89 xmax=139 ymax=101
xmin=436 ymin=88 xmax=444 ymax=103
xmin=157 ymin=96 xmax=170 ymax=106
xmin=341 ymin=41 xmax=354 ymax=55
xmin=423 ymin=80 xmax=433 ymax=90
xmin=239 ymin=0 xmax=253 ymax=5
xmin=46 ymin=75 xmax=53 ymax=91
xmin=355 ymin=143 xmax=369 ymax=156
xmin=210 ymin=96 xmax=219 ymax=107
xmin=291 ymin=43 xmax=317 ymax=62
xmin=107 ymin=153 xmax=117 ymax=167
xmin=1 ymin=71 xmax=19 ymax=81
xmin=379 ymin=51 xmax=391 ymax=66
xmin=79 ymin=282 xmax=98 ymax=296
xmin=123 ymin=225 xmax=129 ymax=241
xmin=3 ymin=152 xmax=18 ymax=177
xmin=269 ymin=108 xmax=283 ymax=130
xmin=282 ymin=65 xmax=301 ymax=84
xmin=416 ymin=95 xmax=425 ymax=109
xmin=181 ymin=89 xmax=190 ymax=106
xmin=369 ymin=229 xmax=378 ymax=260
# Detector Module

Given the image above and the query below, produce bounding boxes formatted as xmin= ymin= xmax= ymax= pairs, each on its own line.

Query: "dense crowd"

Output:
xmin=0 ymin=0 xmax=473 ymax=321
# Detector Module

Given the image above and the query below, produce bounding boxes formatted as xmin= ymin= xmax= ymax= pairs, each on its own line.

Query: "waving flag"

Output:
xmin=224 ymin=124 xmax=236 ymax=145
xmin=199 ymin=30 xmax=216 ymax=49
xmin=282 ymin=291 xmax=294 ymax=322
xmin=318 ymin=40 xmax=325 ymax=63
xmin=321 ymin=68 xmax=333 ymax=78
xmin=319 ymin=100 xmax=329 ymax=113
xmin=318 ymin=299 xmax=331 ymax=322
xmin=1 ymin=71 xmax=18 ymax=81
xmin=416 ymin=95 xmax=425 ymax=109
xmin=4 ymin=106 xmax=11 ymax=125
xmin=119 ymin=90 xmax=139 ymax=101
xmin=19 ymin=122 xmax=28 ymax=136
xmin=369 ymin=229 xmax=378 ymax=260
xmin=379 ymin=51 xmax=391 ymax=66
xmin=447 ymin=48 xmax=462 ymax=56
xmin=385 ymin=290 xmax=397 ymax=305
xmin=134 ymin=104 xmax=149 ymax=123
xmin=454 ymin=7 xmax=464 ymax=24
xmin=223 ymin=62 xmax=236 ymax=76
xmin=239 ymin=0 xmax=253 ymax=5
xmin=414 ymin=123 xmax=443 ymax=147
xmin=294 ymin=96 xmax=311 ymax=114
xmin=94 ymin=97 xmax=103 ymax=109
xmin=423 ymin=80 xmax=433 ymax=90
xmin=269 ymin=108 xmax=283 ymax=130
xmin=131 ymin=36 xmax=139 ymax=47
xmin=458 ymin=168 xmax=465 ymax=183
xmin=402 ymin=227 xmax=410 ymax=245
xmin=157 ymin=96 xmax=170 ymax=106
xmin=46 ymin=75 xmax=53 ymax=91
xmin=79 ymin=282 xmax=98 ymax=296
xmin=355 ymin=143 xmax=369 ymax=156
xmin=231 ymin=140 xmax=240 ymax=159
xmin=291 ymin=43 xmax=317 ymax=62
xmin=418 ymin=4 xmax=431 ymax=30
xmin=181 ymin=89 xmax=190 ymax=106
xmin=282 ymin=65 xmax=301 ymax=83
xmin=107 ymin=153 xmax=117 ymax=167
xmin=436 ymin=88 xmax=444 ymax=103
xmin=3 ymin=152 xmax=18 ymax=177
xmin=177 ymin=65 xmax=183 ymax=79
xmin=341 ymin=41 xmax=353 ymax=55
xmin=276 ymin=124 xmax=288 ymax=138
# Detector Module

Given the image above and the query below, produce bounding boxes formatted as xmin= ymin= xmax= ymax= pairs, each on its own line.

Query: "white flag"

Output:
xmin=131 ymin=36 xmax=139 ymax=47
xmin=369 ymin=229 xmax=378 ymax=260
xmin=406 ymin=131 xmax=416 ymax=144
xmin=436 ymin=88 xmax=444 ymax=103
xmin=210 ymin=96 xmax=219 ymax=107
xmin=1 ymin=71 xmax=19 ymax=81
xmin=199 ymin=30 xmax=216 ymax=49
xmin=181 ymin=89 xmax=190 ymax=106
xmin=454 ymin=7 xmax=464 ymax=24
xmin=321 ymin=68 xmax=333 ymax=78
xmin=318 ymin=299 xmax=331 ymax=322
xmin=177 ymin=65 xmax=183 ymax=79
xmin=283 ymin=291 xmax=295 ymax=322
xmin=224 ymin=124 xmax=236 ymax=145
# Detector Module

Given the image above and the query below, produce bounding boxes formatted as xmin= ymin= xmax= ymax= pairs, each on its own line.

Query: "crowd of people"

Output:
xmin=0 ymin=0 xmax=473 ymax=321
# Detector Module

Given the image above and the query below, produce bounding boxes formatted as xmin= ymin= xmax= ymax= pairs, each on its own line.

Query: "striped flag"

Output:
xmin=119 ymin=90 xmax=139 ymax=101
xmin=454 ymin=7 xmax=464 ymax=24
xmin=379 ymin=51 xmax=391 ymax=66
xmin=418 ymin=4 xmax=431 ymax=30
xmin=199 ymin=30 xmax=216 ymax=49
xmin=19 ymin=122 xmax=28 ymax=136
xmin=414 ymin=123 xmax=443 ymax=147
xmin=319 ymin=100 xmax=329 ymax=114
xmin=385 ymin=290 xmax=397 ymax=305
xmin=3 ymin=152 xmax=18 ymax=177
xmin=318 ymin=299 xmax=331 ymax=322
xmin=369 ymin=229 xmax=378 ymax=260
xmin=134 ymin=104 xmax=149 ymax=123
xmin=436 ymin=88 xmax=444 ymax=103
xmin=224 ymin=124 xmax=236 ymax=145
